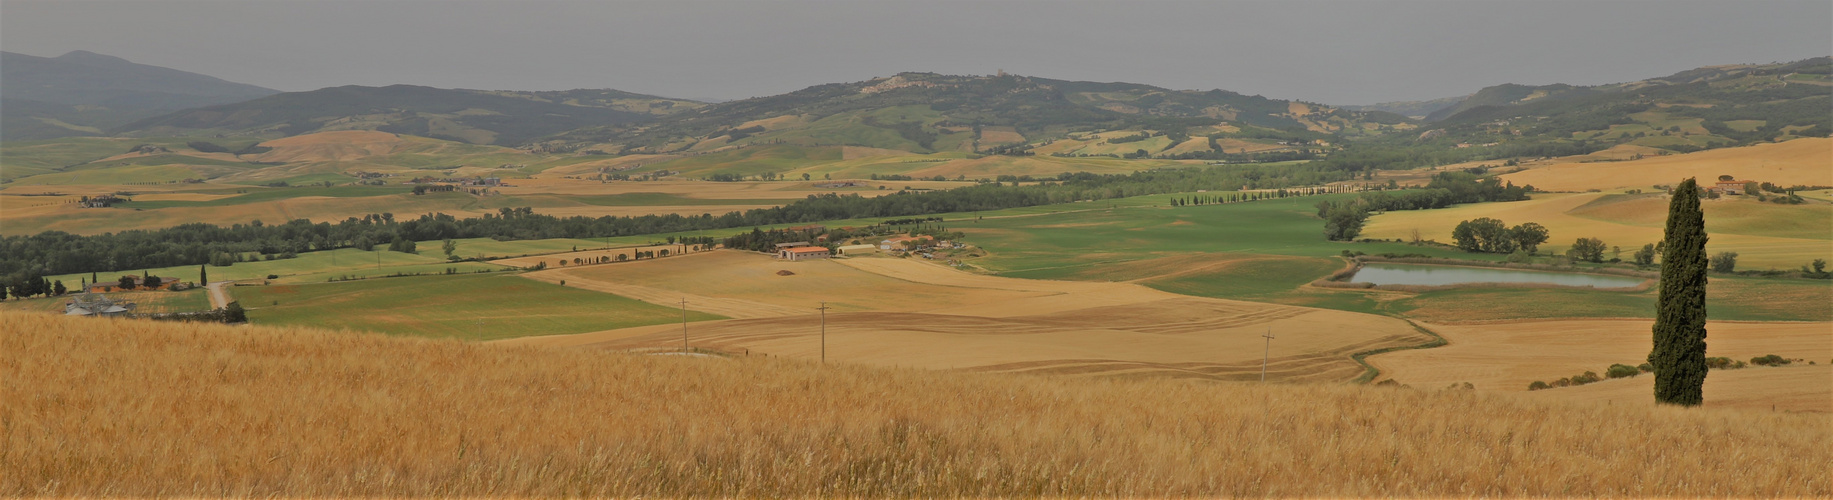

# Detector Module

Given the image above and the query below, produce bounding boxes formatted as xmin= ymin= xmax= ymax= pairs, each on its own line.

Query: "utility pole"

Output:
xmin=817 ymin=302 xmax=831 ymax=364
xmin=1261 ymin=328 xmax=1276 ymax=382
xmin=680 ymin=298 xmax=689 ymax=354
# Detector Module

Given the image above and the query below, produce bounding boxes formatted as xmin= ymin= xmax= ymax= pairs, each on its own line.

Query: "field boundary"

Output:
xmin=1349 ymin=319 xmax=1448 ymax=384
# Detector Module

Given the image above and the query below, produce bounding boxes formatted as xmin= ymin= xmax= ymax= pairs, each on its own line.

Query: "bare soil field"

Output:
xmin=1362 ymin=192 xmax=1830 ymax=269
xmin=1371 ymin=319 xmax=1832 ymax=412
xmin=1501 ymin=137 xmax=1832 ymax=192
xmin=499 ymin=251 xmax=1431 ymax=382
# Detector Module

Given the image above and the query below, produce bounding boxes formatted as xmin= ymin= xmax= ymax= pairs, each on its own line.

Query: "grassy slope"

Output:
xmin=237 ymin=273 xmax=719 ymax=340
xmin=5 ymin=313 xmax=1828 ymax=497
xmin=955 ymin=194 xmax=1829 ymax=321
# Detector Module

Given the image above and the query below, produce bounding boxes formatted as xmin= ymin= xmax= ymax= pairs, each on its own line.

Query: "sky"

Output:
xmin=3 ymin=0 xmax=1829 ymax=105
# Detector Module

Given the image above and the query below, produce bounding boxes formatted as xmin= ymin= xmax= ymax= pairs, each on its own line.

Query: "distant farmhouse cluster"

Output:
xmin=65 ymin=293 xmax=135 ymax=317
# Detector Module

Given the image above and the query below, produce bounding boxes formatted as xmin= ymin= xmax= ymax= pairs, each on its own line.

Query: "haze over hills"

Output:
xmin=1409 ymin=57 xmax=1832 ymax=152
xmin=0 ymin=50 xmax=280 ymax=141
xmin=553 ymin=72 xmax=1413 ymax=154
xmin=116 ymin=84 xmax=670 ymax=146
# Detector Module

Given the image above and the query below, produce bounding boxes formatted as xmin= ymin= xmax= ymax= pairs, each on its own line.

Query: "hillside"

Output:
xmin=0 ymin=50 xmax=280 ymax=141
xmin=1422 ymin=57 xmax=1831 ymax=149
xmin=552 ymin=72 xmax=1413 ymax=155
xmin=1340 ymin=94 xmax=1468 ymax=119
xmin=115 ymin=85 xmax=663 ymax=145
xmin=5 ymin=312 xmax=1829 ymax=497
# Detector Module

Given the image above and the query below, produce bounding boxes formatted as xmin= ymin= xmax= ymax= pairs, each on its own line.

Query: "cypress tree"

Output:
xmin=200 ymin=265 xmax=208 ymax=285
xmin=1649 ymin=178 xmax=1709 ymax=406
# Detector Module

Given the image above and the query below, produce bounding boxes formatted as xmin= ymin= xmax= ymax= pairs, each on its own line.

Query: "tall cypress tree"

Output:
xmin=200 ymin=265 xmax=208 ymax=285
xmin=1650 ymin=178 xmax=1709 ymax=406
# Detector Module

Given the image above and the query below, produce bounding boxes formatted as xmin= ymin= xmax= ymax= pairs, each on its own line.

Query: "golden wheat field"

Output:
xmin=1369 ymin=319 xmax=1833 ymax=411
xmin=1362 ymin=192 xmax=1831 ymax=269
xmin=1501 ymin=137 xmax=1833 ymax=192
xmin=506 ymin=251 xmax=1432 ymax=382
xmin=4 ymin=312 xmax=1829 ymax=497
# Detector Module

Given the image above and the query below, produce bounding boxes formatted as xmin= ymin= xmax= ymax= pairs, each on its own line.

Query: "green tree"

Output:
xmin=442 ymin=239 xmax=458 ymax=259
xmin=53 ymin=280 xmax=67 ymax=296
xmin=1633 ymin=243 xmax=1657 ymax=266
xmin=118 ymin=275 xmax=137 ymax=290
xmin=223 ymin=301 xmax=248 ymax=323
xmin=1650 ymin=178 xmax=1709 ymax=406
xmin=200 ymin=264 xmax=208 ymax=285
xmin=1566 ymin=237 xmax=1607 ymax=263
xmin=1508 ymin=222 xmax=1550 ymax=253
xmin=1709 ymin=251 xmax=1738 ymax=273
xmin=1 ymin=284 xmax=7 ymax=301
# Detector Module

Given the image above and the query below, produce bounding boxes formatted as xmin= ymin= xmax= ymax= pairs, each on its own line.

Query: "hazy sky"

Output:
xmin=4 ymin=0 xmax=1829 ymax=104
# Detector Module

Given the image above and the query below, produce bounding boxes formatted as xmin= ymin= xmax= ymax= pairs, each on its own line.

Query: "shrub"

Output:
xmin=1552 ymin=378 xmax=1571 ymax=387
xmin=1637 ymin=363 xmax=1654 ymax=373
xmin=1750 ymin=354 xmax=1790 ymax=366
xmin=1569 ymin=371 xmax=1602 ymax=386
xmin=1527 ymin=381 xmax=1549 ymax=391
xmin=1606 ymin=364 xmax=1640 ymax=379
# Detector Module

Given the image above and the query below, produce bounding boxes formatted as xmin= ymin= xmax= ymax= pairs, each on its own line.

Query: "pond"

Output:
xmin=1349 ymin=263 xmax=1647 ymax=288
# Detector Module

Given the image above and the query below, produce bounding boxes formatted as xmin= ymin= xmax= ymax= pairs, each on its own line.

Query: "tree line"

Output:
xmin=2 ymin=163 xmax=1360 ymax=282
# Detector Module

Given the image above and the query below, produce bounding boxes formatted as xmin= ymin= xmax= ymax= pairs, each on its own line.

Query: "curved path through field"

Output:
xmin=497 ymin=251 xmax=1434 ymax=382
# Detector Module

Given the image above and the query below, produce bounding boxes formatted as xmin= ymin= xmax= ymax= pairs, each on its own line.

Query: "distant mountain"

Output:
xmin=1340 ymin=95 xmax=1468 ymax=120
xmin=553 ymin=72 xmax=1410 ymax=154
xmin=1416 ymin=57 xmax=1831 ymax=151
xmin=1 ymin=50 xmax=280 ymax=141
xmin=116 ymin=85 xmax=665 ymax=145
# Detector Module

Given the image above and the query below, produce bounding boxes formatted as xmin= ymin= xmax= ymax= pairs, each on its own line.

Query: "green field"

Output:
xmin=237 ymin=273 xmax=722 ymax=340
xmin=117 ymin=185 xmax=417 ymax=209
xmin=944 ymin=193 xmax=1830 ymax=322
xmin=46 ymin=247 xmax=506 ymax=287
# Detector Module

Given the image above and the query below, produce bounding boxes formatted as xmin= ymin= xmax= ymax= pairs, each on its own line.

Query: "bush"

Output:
xmin=1569 ymin=371 xmax=1602 ymax=386
xmin=1605 ymin=364 xmax=1640 ymax=379
xmin=1750 ymin=354 xmax=1790 ymax=366
xmin=1705 ymin=357 xmax=1747 ymax=370
xmin=1710 ymin=251 xmax=1739 ymax=273
xmin=1637 ymin=363 xmax=1654 ymax=373
xmin=1527 ymin=381 xmax=1549 ymax=391
xmin=1552 ymin=377 xmax=1571 ymax=387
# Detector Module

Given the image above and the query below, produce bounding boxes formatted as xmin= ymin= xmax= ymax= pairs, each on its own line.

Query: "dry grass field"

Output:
xmin=6 ymin=312 xmax=1830 ymax=497
xmin=504 ymin=251 xmax=1431 ymax=382
xmin=1500 ymin=137 xmax=1833 ymax=192
xmin=1370 ymin=319 xmax=1833 ymax=411
xmin=1362 ymin=192 xmax=1831 ymax=269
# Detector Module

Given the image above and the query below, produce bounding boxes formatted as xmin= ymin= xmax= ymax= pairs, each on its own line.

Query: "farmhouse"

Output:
xmin=1714 ymin=180 xmax=1746 ymax=195
xmin=778 ymin=246 xmax=831 ymax=261
xmin=80 ymin=194 xmax=122 ymax=208
xmin=65 ymin=293 xmax=135 ymax=317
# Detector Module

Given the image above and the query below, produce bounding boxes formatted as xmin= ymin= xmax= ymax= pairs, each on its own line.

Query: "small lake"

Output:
xmin=1350 ymin=264 xmax=1646 ymax=288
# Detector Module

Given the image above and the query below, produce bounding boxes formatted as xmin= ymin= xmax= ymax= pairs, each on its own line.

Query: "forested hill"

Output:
xmin=549 ymin=72 xmax=1413 ymax=153
xmin=0 ymin=50 xmax=280 ymax=141
xmin=113 ymin=85 xmax=683 ymax=146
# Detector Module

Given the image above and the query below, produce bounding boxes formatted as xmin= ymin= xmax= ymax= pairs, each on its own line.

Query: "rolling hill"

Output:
xmin=0 ymin=50 xmax=280 ymax=141
xmin=115 ymin=84 xmax=665 ymax=146
xmin=1423 ymin=57 xmax=1831 ymax=148
xmin=553 ymin=72 xmax=1414 ymax=155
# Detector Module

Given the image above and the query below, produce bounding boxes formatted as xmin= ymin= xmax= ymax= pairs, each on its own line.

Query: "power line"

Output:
xmin=817 ymin=301 xmax=831 ymax=364
xmin=1261 ymin=328 xmax=1276 ymax=382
